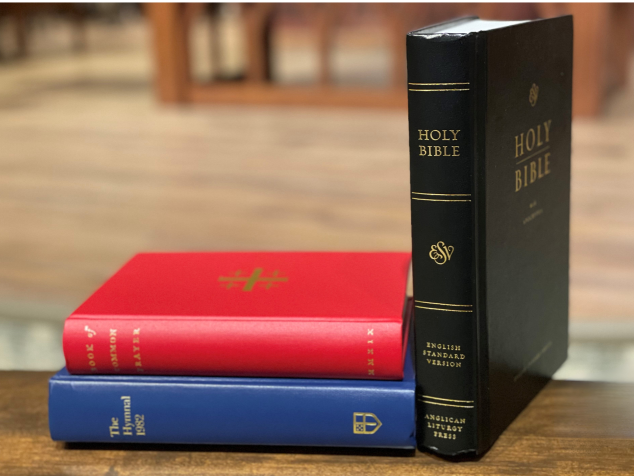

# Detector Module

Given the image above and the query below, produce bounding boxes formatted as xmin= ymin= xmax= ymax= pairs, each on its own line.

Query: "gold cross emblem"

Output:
xmin=218 ymin=268 xmax=288 ymax=291
xmin=353 ymin=413 xmax=382 ymax=435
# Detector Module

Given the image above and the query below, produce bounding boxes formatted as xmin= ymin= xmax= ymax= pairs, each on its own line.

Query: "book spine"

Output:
xmin=48 ymin=376 xmax=416 ymax=448
xmin=406 ymin=32 xmax=479 ymax=456
xmin=63 ymin=316 xmax=406 ymax=380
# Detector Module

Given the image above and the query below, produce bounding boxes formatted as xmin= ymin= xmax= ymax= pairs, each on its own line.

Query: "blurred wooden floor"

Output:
xmin=0 ymin=17 xmax=633 ymax=328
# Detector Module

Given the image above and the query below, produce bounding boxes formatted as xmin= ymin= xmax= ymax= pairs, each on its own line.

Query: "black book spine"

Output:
xmin=406 ymin=31 xmax=481 ymax=456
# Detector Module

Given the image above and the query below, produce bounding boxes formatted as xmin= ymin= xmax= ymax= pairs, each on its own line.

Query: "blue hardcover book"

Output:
xmin=49 ymin=334 xmax=416 ymax=448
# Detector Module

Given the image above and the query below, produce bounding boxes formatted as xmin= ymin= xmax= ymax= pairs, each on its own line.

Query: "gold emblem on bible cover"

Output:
xmin=218 ymin=268 xmax=288 ymax=291
xmin=353 ymin=412 xmax=382 ymax=434
xmin=429 ymin=241 xmax=454 ymax=265
xmin=529 ymin=83 xmax=539 ymax=107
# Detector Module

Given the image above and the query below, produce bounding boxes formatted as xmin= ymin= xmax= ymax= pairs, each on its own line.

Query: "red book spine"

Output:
xmin=63 ymin=316 xmax=408 ymax=379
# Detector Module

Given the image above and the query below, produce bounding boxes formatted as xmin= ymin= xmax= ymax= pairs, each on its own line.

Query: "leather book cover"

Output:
xmin=50 ymin=305 xmax=415 ymax=448
xmin=406 ymin=16 xmax=572 ymax=456
xmin=63 ymin=252 xmax=411 ymax=379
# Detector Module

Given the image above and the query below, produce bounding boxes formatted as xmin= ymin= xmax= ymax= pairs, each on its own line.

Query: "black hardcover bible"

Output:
xmin=406 ymin=17 xmax=572 ymax=456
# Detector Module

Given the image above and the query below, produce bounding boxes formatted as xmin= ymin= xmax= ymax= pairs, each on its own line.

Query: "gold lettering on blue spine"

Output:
xmin=113 ymin=396 xmax=146 ymax=437
xmin=121 ymin=396 xmax=133 ymax=436
xmin=109 ymin=417 xmax=120 ymax=437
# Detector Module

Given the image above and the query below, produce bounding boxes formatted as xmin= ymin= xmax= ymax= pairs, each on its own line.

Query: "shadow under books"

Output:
xmin=63 ymin=441 xmax=416 ymax=458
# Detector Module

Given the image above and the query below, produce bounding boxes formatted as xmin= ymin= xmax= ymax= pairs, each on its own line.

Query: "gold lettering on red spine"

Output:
xmin=83 ymin=325 xmax=98 ymax=372
xmin=84 ymin=325 xmax=96 ymax=338
xmin=367 ymin=329 xmax=375 ymax=376
xmin=132 ymin=328 xmax=144 ymax=372
xmin=109 ymin=329 xmax=120 ymax=372
xmin=85 ymin=343 xmax=98 ymax=373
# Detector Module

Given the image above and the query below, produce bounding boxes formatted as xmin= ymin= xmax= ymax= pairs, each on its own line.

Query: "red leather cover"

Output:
xmin=63 ymin=252 xmax=412 ymax=379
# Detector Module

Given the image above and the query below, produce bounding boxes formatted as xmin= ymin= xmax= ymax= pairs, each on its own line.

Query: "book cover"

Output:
xmin=406 ymin=17 xmax=571 ymax=456
xmin=63 ymin=252 xmax=411 ymax=379
xmin=50 ymin=306 xmax=415 ymax=449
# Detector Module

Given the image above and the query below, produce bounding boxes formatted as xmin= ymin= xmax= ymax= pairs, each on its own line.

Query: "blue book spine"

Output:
xmin=49 ymin=342 xmax=416 ymax=448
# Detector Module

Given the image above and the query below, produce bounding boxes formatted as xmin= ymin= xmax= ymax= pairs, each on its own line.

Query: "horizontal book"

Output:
xmin=406 ymin=17 xmax=571 ymax=456
xmin=49 ymin=311 xmax=415 ymax=449
xmin=63 ymin=252 xmax=411 ymax=379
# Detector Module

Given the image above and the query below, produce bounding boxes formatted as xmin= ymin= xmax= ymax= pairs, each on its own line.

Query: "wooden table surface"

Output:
xmin=1 ymin=372 xmax=633 ymax=475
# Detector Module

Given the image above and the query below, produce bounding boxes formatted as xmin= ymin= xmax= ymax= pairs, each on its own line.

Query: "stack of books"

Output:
xmin=49 ymin=252 xmax=417 ymax=449
xmin=49 ymin=16 xmax=574 ymax=458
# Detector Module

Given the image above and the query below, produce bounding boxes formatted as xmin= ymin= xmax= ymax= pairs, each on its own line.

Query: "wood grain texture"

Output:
xmin=1 ymin=372 xmax=633 ymax=475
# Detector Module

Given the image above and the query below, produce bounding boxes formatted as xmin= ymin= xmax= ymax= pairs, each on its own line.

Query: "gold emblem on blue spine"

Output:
xmin=353 ymin=413 xmax=382 ymax=434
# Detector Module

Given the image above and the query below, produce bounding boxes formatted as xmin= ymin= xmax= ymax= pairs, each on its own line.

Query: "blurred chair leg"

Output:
xmin=243 ymin=3 xmax=274 ymax=83
xmin=71 ymin=6 xmax=87 ymax=52
xmin=386 ymin=3 xmax=407 ymax=91
xmin=567 ymin=3 xmax=610 ymax=116
xmin=609 ymin=3 xmax=634 ymax=90
xmin=146 ymin=3 xmax=190 ymax=103
xmin=15 ymin=9 xmax=28 ymax=57
xmin=208 ymin=4 xmax=222 ymax=80
xmin=315 ymin=4 xmax=333 ymax=87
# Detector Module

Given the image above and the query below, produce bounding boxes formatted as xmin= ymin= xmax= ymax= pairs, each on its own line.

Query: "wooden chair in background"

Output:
xmin=146 ymin=3 xmax=634 ymax=116
xmin=0 ymin=3 xmax=86 ymax=58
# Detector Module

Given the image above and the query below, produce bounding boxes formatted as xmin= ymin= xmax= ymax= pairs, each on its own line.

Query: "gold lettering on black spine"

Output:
xmin=406 ymin=30 xmax=478 ymax=456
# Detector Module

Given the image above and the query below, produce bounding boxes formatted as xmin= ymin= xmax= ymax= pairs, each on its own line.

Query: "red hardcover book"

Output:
xmin=63 ymin=252 xmax=412 ymax=379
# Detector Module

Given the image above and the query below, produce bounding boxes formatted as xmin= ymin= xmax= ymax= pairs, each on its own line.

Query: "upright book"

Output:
xmin=406 ymin=17 xmax=571 ymax=456
xmin=63 ymin=252 xmax=411 ymax=379
xmin=50 ymin=308 xmax=415 ymax=449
